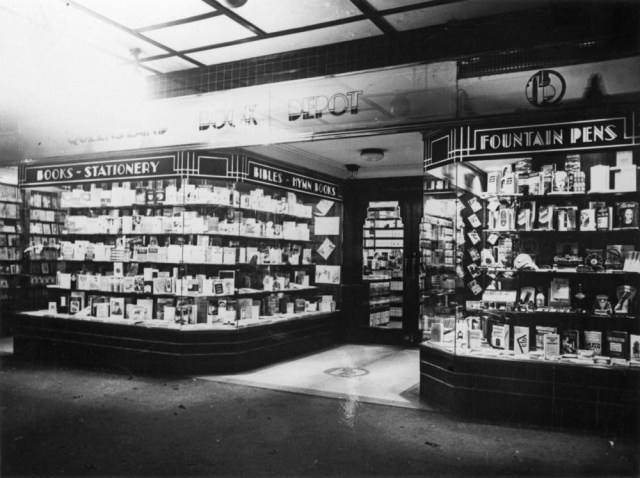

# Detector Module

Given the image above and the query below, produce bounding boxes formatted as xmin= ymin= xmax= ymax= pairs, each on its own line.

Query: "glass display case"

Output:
xmin=422 ymin=150 xmax=640 ymax=364
xmin=419 ymin=131 xmax=640 ymax=428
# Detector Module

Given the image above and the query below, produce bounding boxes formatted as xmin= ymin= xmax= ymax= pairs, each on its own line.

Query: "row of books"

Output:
xmin=61 ymin=185 xmax=315 ymax=218
xmin=488 ymin=200 xmax=638 ymax=232
xmin=54 ymin=269 xmax=311 ymax=297
xmin=0 ymin=184 xmax=20 ymax=203
xmin=0 ymin=247 xmax=21 ymax=261
xmin=454 ymin=322 xmax=639 ymax=361
xmin=59 ymin=241 xmax=313 ymax=265
xmin=487 ymin=153 xmax=636 ymax=196
xmin=28 ymin=192 xmax=59 ymax=209
xmin=63 ymin=213 xmax=311 ymax=240
xmin=0 ymin=202 xmax=19 ymax=219
xmin=29 ymin=209 xmax=64 ymax=222
xmin=50 ymin=292 xmax=334 ymax=325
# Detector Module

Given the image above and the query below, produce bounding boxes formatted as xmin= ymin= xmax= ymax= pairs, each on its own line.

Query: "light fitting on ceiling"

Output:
xmin=360 ymin=148 xmax=385 ymax=162
xmin=219 ymin=0 xmax=248 ymax=8
xmin=346 ymin=164 xmax=360 ymax=180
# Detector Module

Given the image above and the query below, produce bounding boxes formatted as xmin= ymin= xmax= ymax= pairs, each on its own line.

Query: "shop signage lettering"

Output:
xmin=67 ymin=129 xmax=167 ymax=146
xmin=198 ymin=105 xmax=258 ymax=131
xmin=248 ymin=162 xmax=340 ymax=199
xmin=288 ymin=90 xmax=363 ymax=121
xmin=475 ymin=118 xmax=626 ymax=154
xmin=24 ymin=157 xmax=176 ymax=185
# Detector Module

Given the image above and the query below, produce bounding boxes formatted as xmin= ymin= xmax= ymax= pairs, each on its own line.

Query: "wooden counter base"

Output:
xmin=13 ymin=312 xmax=341 ymax=375
xmin=420 ymin=343 xmax=640 ymax=432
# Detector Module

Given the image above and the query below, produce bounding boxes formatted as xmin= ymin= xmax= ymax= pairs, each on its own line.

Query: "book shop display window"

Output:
xmin=422 ymin=149 xmax=640 ymax=369
xmin=20 ymin=173 xmax=342 ymax=330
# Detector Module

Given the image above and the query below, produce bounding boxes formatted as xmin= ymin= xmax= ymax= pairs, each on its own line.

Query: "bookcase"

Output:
xmin=13 ymin=153 xmax=343 ymax=373
xmin=0 ymin=182 xmax=23 ymax=319
xmin=419 ymin=119 xmax=640 ymax=429
xmin=362 ymin=201 xmax=404 ymax=328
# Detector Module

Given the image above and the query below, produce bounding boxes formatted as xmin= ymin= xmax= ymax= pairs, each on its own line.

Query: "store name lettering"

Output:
xmin=478 ymin=123 xmax=618 ymax=151
xmin=199 ymin=105 xmax=258 ymax=131
xmin=292 ymin=177 xmax=337 ymax=197
xmin=35 ymin=161 xmax=160 ymax=182
xmin=253 ymin=167 xmax=283 ymax=184
xmin=288 ymin=90 xmax=363 ymax=121
xmin=67 ymin=129 xmax=167 ymax=145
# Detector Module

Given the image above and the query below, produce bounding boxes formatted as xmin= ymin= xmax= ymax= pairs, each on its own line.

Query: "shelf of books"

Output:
xmin=16 ymin=154 xmax=343 ymax=332
xmin=419 ymin=116 xmax=640 ymax=429
xmin=0 ymin=182 xmax=24 ymax=316
xmin=362 ymin=201 xmax=404 ymax=328
xmin=426 ymin=150 xmax=640 ymax=369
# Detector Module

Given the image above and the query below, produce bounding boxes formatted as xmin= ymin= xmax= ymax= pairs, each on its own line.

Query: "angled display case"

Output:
xmin=419 ymin=111 xmax=640 ymax=430
xmin=14 ymin=152 xmax=343 ymax=373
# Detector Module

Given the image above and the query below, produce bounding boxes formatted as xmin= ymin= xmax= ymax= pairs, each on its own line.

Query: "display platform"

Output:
xmin=420 ymin=343 xmax=640 ymax=431
xmin=13 ymin=311 xmax=341 ymax=375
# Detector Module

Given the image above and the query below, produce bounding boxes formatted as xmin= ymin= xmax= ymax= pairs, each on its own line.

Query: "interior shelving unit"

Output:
xmin=362 ymin=201 xmax=404 ymax=328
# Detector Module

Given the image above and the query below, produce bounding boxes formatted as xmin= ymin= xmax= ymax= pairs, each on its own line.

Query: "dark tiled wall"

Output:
xmin=147 ymin=3 xmax=639 ymax=100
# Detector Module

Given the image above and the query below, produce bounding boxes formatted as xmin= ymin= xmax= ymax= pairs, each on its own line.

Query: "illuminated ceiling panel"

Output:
xmin=72 ymin=0 xmax=216 ymax=30
xmin=230 ymin=0 xmax=361 ymax=33
xmin=143 ymin=15 xmax=256 ymax=52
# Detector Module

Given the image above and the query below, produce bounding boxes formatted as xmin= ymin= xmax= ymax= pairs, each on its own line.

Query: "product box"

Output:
xmin=607 ymin=331 xmax=628 ymax=359
xmin=513 ymin=326 xmax=529 ymax=354
xmin=491 ymin=324 xmax=509 ymax=349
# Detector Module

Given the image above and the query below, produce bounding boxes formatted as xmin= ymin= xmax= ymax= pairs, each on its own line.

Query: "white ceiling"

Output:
xmin=244 ymin=132 xmax=425 ymax=179
xmin=0 ymin=0 xmax=550 ymax=177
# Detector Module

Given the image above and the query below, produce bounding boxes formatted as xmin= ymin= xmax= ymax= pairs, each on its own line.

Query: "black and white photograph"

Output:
xmin=0 ymin=1 xmax=638 ymax=477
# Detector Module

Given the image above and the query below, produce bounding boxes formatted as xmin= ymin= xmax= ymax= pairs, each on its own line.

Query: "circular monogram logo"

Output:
xmin=525 ymin=70 xmax=566 ymax=107
xmin=324 ymin=367 xmax=369 ymax=378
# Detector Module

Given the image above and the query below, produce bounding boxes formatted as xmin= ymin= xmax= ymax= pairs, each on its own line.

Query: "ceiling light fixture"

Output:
xmin=360 ymin=148 xmax=385 ymax=162
xmin=219 ymin=0 xmax=248 ymax=8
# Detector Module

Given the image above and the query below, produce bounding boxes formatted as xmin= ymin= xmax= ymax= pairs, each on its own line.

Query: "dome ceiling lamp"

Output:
xmin=360 ymin=148 xmax=386 ymax=163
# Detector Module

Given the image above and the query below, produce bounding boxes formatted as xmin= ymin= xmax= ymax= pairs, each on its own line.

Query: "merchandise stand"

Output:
xmin=420 ymin=106 xmax=640 ymax=430
xmin=14 ymin=151 xmax=344 ymax=374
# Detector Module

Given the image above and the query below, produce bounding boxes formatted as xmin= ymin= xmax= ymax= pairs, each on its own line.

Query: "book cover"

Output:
xmin=561 ymin=329 xmax=579 ymax=355
xmin=537 ymin=205 xmax=554 ymax=230
xmin=544 ymin=333 xmax=561 ymax=358
xmin=156 ymin=298 xmax=173 ymax=321
xmin=583 ymin=330 xmax=603 ymax=355
xmin=136 ymin=298 xmax=154 ymax=320
xmin=513 ymin=326 xmax=529 ymax=354
xmin=606 ymin=331 xmax=628 ymax=359
xmin=236 ymin=298 xmax=253 ymax=323
xmin=630 ymin=334 xmax=640 ymax=360
xmin=536 ymin=326 xmax=557 ymax=351
xmin=579 ymin=208 xmax=596 ymax=231
xmin=109 ymin=297 xmax=125 ymax=318
xmin=617 ymin=201 xmax=639 ymax=228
